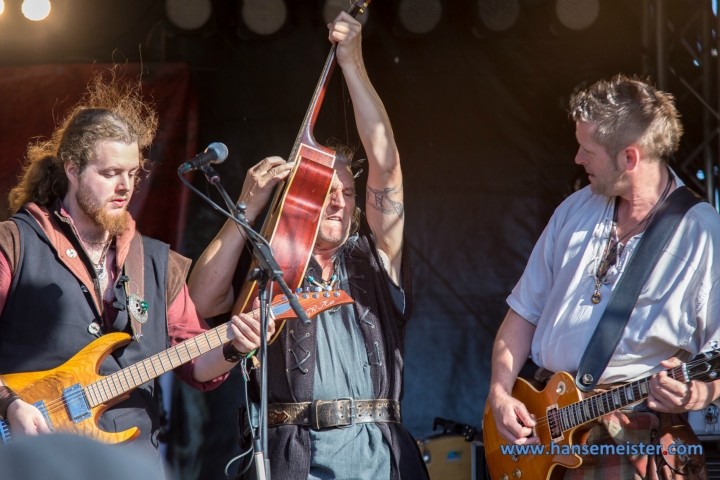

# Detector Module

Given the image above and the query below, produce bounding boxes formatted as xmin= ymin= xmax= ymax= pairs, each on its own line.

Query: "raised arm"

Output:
xmin=330 ymin=12 xmax=404 ymax=284
xmin=188 ymin=157 xmax=293 ymax=318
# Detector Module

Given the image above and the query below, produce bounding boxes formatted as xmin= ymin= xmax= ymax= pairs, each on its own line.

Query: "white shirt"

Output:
xmin=507 ymin=177 xmax=720 ymax=383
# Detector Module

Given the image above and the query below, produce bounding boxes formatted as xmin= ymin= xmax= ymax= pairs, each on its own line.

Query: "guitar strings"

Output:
xmin=13 ymin=322 xmax=715 ymax=434
xmin=518 ymin=356 xmax=705 ymax=431
xmin=502 ymin=352 xmax=720 ymax=433
xmin=11 ymin=300 xmax=296 ymax=424
xmin=15 ymin=293 xmax=348 ymax=424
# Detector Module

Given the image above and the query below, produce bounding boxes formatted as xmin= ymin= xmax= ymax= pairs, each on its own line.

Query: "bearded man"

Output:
xmin=0 ymin=74 xmax=273 ymax=474
xmin=187 ymin=12 xmax=428 ymax=480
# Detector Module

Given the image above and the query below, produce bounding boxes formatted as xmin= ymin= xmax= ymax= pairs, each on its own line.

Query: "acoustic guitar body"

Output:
xmin=483 ymin=372 xmax=587 ymax=480
xmin=233 ymin=141 xmax=336 ymax=341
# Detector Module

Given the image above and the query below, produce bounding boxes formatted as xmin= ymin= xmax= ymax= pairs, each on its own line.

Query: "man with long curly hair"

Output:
xmin=0 ymin=72 xmax=273 ymax=473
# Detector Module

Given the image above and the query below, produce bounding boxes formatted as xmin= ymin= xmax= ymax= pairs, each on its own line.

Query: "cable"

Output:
xmin=177 ymin=171 xmax=273 ymax=250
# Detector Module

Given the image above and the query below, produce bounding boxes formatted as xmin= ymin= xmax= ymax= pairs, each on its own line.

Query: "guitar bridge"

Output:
xmin=63 ymin=384 xmax=91 ymax=423
xmin=33 ymin=400 xmax=54 ymax=431
xmin=546 ymin=403 xmax=564 ymax=442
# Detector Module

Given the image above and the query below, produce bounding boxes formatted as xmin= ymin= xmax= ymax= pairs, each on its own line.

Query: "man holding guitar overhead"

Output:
xmin=188 ymin=11 xmax=428 ymax=480
xmin=0 ymin=72 xmax=274 ymax=473
xmin=487 ymin=75 xmax=720 ymax=479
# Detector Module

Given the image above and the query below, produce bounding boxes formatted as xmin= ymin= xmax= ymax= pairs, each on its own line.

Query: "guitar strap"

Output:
xmin=123 ymin=233 xmax=147 ymax=341
xmin=575 ymin=186 xmax=704 ymax=392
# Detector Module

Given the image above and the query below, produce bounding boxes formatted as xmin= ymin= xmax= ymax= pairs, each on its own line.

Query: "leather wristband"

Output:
xmin=223 ymin=342 xmax=255 ymax=363
xmin=0 ymin=386 xmax=20 ymax=420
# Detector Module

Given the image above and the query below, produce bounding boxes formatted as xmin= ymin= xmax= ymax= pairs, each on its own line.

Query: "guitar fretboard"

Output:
xmin=547 ymin=365 xmax=687 ymax=434
xmin=83 ymin=322 xmax=234 ymax=408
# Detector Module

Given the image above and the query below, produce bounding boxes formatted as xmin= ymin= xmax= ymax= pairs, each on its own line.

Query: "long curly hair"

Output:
xmin=8 ymin=69 xmax=159 ymax=214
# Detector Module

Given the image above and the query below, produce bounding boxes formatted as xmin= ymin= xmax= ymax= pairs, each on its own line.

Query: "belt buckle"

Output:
xmin=336 ymin=397 xmax=357 ymax=427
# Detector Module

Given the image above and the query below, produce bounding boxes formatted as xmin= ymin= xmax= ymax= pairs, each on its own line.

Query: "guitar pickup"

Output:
xmin=63 ymin=384 xmax=91 ymax=424
xmin=546 ymin=404 xmax=564 ymax=442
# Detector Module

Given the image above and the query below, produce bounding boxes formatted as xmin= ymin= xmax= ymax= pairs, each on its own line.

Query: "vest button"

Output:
xmin=66 ymin=248 xmax=77 ymax=258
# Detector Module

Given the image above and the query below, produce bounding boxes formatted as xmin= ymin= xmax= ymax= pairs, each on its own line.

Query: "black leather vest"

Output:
xmin=0 ymin=208 xmax=170 ymax=456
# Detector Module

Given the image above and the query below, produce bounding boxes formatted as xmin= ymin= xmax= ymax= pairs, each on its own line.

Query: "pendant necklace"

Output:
xmin=591 ymin=169 xmax=674 ymax=304
xmin=92 ymin=240 xmax=112 ymax=280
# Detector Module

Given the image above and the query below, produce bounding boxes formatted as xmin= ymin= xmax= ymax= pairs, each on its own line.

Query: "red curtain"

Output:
xmin=0 ymin=63 xmax=198 ymax=251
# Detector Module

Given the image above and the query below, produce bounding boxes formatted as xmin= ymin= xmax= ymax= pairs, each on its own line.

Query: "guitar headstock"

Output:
xmin=686 ymin=349 xmax=720 ymax=383
xmin=270 ymin=289 xmax=354 ymax=321
xmin=348 ymin=0 xmax=371 ymax=18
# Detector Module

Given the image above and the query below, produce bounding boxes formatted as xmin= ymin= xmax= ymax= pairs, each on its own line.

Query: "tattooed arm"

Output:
xmin=332 ymin=12 xmax=404 ymax=284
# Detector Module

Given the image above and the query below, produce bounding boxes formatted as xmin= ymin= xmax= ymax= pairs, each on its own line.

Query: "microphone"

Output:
xmin=178 ymin=142 xmax=229 ymax=173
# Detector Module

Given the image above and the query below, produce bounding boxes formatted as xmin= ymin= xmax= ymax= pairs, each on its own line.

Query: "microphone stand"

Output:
xmin=182 ymin=165 xmax=312 ymax=480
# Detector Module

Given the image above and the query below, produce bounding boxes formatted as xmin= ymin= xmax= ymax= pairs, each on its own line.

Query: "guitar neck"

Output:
xmin=553 ymin=365 xmax=689 ymax=432
xmin=83 ymin=321 xmax=235 ymax=408
xmin=287 ymin=45 xmax=338 ymax=164
xmin=286 ymin=0 xmax=370 ymax=164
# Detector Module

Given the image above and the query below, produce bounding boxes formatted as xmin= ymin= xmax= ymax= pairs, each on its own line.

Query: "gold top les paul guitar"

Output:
xmin=0 ymin=290 xmax=353 ymax=444
xmin=483 ymin=351 xmax=720 ymax=480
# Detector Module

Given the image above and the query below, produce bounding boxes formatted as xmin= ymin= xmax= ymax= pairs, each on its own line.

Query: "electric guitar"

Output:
xmin=483 ymin=350 xmax=720 ymax=480
xmin=0 ymin=290 xmax=353 ymax=444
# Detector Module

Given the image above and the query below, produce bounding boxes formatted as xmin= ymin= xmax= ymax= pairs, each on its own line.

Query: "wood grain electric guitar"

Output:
xmin=483 ymin=350 xmax=720 ymax=480
xmin=0 ymin=290 xmax=353 ymax=444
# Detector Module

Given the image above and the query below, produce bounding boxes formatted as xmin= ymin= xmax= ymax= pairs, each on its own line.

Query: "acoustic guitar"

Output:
xmin=483 ymin=350 xmax=720 ymax=480
xmin=0 ymin=290 xmax=353 ymax=444
xmin=232 ymin=0 xmax=370 ymax=343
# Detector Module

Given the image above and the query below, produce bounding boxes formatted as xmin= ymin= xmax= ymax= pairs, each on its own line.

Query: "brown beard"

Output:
xmin=76 ymin=183 xmax=129 ymax=237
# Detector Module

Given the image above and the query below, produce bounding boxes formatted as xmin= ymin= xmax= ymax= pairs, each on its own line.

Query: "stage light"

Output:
xmin=166 ymin=0 xmax=212 ymax=31
xmin=0 ymin=1 xmax=4 ymax=16
xmin=555 ymin=0 xmax=599 ymax=31
xmin=323 ymin=0 xmax=369 ymax=26
xmin=478 ymin=0 xmax=519 ymax=32
xmin=398 ymin=0 xmax=442 ymax=35
xmin=241 ymin=0 xmax=287 ymax=36
xmin=22 ymin=0 xmax=51 ymax=21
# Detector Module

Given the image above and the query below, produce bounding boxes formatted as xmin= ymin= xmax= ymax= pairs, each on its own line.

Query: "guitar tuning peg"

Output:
xmin=711 ymin=341 xmax=718 ymax=351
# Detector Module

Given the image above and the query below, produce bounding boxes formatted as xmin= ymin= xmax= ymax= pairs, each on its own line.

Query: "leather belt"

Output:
xmin=267 ymin=399 xmax=401 ymax=430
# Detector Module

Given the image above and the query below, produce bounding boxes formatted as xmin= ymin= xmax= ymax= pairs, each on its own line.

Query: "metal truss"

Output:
xmin=642 ymin=0 xmax=719 ymax=205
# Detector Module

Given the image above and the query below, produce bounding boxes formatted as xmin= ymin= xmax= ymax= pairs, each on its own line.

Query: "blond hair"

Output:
xmin=570 ymin=74 xmax=683 ymax=162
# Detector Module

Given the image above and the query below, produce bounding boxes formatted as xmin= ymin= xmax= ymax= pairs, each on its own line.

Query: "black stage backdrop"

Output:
xmin=0 ymin=0 xmax=665 ymax=478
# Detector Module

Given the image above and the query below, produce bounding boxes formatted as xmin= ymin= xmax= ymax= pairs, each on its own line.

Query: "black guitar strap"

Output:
xmin=575 ymin=186 xmax=704 ymax=392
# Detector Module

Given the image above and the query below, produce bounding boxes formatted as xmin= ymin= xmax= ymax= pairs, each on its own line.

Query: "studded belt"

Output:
xmin=267 ymin=399 xmax=401 ymax=430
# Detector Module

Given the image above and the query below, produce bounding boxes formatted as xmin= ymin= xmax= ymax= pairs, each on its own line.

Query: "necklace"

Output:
xmin=591 ymin=168 xmax=674 ymax=304
xmin=91 ymin=239 xmax=113 ymax=280
xmin=77 ymin=232 xmax=111 ymax=245
xmin=305 ymin=261 xmax=338 ymax=291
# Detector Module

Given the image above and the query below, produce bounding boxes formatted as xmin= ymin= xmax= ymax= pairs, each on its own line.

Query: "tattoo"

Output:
xmin=366 ymin=184 xmax=404 ymax=219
